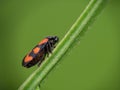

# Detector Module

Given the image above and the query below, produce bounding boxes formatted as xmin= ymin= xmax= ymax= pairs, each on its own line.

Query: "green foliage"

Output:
xmin=18 ymin=0 xmax=108 ymax=90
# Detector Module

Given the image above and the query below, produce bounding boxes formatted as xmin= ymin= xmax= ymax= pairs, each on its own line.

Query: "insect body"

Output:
xmin=22 ymin=36 xmax=59 ymax=68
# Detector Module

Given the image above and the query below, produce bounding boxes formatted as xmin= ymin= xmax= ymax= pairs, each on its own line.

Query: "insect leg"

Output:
xmin=51 ymin=42 xmax=56 ymax=49
xmin=38 ymin=54 xmax=46 ymax=66
xmin=47 ymin=42 xmax=52 ymax=53
xmin=46 ymin=43 xmax=50 ymax=57
xmin=38 ymin=49 xmax=46 ymax=66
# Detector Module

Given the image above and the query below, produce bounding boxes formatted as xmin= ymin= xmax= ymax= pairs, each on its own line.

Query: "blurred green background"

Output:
xmin=0 ymin=0 xmax=120 ymax=90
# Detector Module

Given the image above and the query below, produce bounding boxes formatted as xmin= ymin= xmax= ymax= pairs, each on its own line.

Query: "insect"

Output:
xmin=22 ymin=36 xmax=59 ymax=68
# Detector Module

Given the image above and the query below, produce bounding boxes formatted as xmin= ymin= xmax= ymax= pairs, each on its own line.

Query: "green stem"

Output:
xmin=18 ymin=0 xmax=107 ymax=90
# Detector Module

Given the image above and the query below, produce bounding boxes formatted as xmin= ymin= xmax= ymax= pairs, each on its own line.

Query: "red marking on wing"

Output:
xmin=38 ymin=38 xmax=48 ymax=45
xmin=24 ymin=55 xmax=33 ymax=62
xmin=33 ymin=47 xmax=40 ymax=54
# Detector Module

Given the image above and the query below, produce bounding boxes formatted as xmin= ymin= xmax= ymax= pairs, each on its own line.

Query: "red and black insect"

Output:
xmin=22 ymin=36 xmax=59 ymax=68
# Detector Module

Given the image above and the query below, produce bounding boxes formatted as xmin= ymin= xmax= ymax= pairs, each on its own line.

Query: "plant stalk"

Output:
xmin=18 ymin=0 xmax=107 ymax=90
